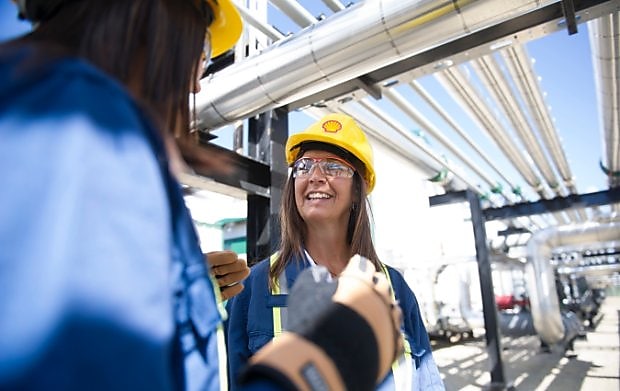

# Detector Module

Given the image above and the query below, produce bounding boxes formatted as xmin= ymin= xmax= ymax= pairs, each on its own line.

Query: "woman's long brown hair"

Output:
xmin=19 ymin=0 xmax=213 ymax=134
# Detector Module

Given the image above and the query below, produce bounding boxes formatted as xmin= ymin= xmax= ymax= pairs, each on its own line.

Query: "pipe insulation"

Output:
xmin=588 ymin=12 xmax=620 ymax=188
xmin=526 ymin=221 xmax=620 ymax=344
xmin=195 ymin=0 xmax=560 ymax=130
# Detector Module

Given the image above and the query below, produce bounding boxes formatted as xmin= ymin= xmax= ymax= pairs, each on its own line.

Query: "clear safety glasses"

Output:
xmin=292 ymin=157 xmax=355 ymax=179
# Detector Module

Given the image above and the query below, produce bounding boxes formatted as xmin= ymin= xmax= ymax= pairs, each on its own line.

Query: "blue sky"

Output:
xmin=1 ymin=1 xmax=607 ymax=197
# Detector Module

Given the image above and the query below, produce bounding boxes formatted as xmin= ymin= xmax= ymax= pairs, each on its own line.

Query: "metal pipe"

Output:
xmin=321 ymin=0 xmax=345 ymax=12
xmin=408 ymin=80 xmax=518 ymax=195
xmin=526 ymin=221 xmax=620 ymax=345
xmin=472 ymin=55 xmax=565 ymax=196
xmin=459 ymin=268 xmax=485 ymax=332
xmin=588 ymin=12 xmax=620 ymax=188
xmin=557 ymin=263 xmax=620 ymax=277
xmin=234 ymin=1 xmax=283 ymax=41
xmin=436 ymin=66 xmax=549 ymax=198
xmin=383 ymin=88 xmax=515 ymax=201
xmin=270 ymin=0 xmax=317 ymax=27
xmin=196 ymin=0 xmax=560 ymax=130
xmin=501 ymin=44 xmax=578 ymax=194
xmin=356 ymin=99 xmax=486 ymax=195
xmin=332 ymin=102 xmax=470 ymax=190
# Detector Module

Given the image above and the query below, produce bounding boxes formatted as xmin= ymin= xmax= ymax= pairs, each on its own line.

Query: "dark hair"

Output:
xmin=269 ymin=148 xmax=380 ymax=289
xmin=17 ymin=0 xmax=213 ymax=134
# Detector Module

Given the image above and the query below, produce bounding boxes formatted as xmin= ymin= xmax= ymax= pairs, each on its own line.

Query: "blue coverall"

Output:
xmin=226 ymin=253 xmax=446 ymax=390
xmin=0 ymin=43 xmax=272 ymax=391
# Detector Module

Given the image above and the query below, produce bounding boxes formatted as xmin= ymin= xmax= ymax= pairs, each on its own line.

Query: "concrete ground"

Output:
xmin=431 ymin=296 xmax=620 ymax=390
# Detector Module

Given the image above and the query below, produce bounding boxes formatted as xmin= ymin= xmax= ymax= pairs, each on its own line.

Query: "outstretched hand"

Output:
xmin=205 ymin=250 xmax=250 ymax=301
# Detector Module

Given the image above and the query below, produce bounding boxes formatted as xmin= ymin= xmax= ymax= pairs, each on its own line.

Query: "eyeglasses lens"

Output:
xmin=292 ymin=158 xmax=354 ymax=178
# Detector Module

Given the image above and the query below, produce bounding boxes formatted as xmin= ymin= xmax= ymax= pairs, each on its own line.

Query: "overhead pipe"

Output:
xmin=382 ymin=88 xmax=517 ymax=201
xmin=234 ymin=0 xmax=501 ymax=196
xmin=321 ymin=0 xmax=345 ymax=13
xmin=331 ymin=102 xmax=472 ymax=191
xmin=355 ymin=99 xmax=486 ymax=193
xmin=345 ymin=96 xmax=543 ymax=230
xmin=500 ymin=44 xmax=588 ymax=222
xmin=408 ymin=80 xmax=520 ymax=197
xmin=471 ymin=55 xmax=578 ymax=224
xmin=234 ymin=2 xmax=283 ymax=41
xmin=270 ymin=0 xmax=316 ymax=28
xmin=435 ymin=66 xmax=550 ymax=199
xmin=195 ymin=0 xmax=561 ymax=130
xmin=471 ymin=55 xmax=565 ymax=197
xmin=526 ymin=221 xmax=620 ymax=345
xmin=588 ymin=12 xmax=620 ymax=189
xmin=501 ymin=44 xmax=579 ymax=194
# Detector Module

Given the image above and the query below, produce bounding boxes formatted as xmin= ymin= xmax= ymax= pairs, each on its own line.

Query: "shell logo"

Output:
xmin=322 ymin=119 xmax=342 ymax=133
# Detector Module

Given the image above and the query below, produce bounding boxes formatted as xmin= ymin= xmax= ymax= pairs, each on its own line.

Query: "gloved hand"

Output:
xmin=205 ymin=250 xmax=250 ymax=300
xmin=240 ymin=254 xmax=403 ymax=391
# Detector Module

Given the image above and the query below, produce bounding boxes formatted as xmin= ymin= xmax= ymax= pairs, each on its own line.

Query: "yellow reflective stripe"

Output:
xmin=380 ymin=263 xmax=415 ymax=388
xmin=207 ymin=270 xmax=229 ymax=391
xmin=216 ymin=323 xmax=228 ymax=391
xmin=270 ymin=253 xmax=283 ymax=338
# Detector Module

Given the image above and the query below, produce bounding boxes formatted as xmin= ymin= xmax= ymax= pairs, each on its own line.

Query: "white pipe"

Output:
xmin=270 ymin=0 xmax=316 ymax=27
xmin=357 ymin=99 xmax=485 ymax=193
xmin=321 ymin=0 xmax=345 ymax=12
xmin=526 ymin=221 xmax=620 ymax=345
xmin=436 ymin=66 xmax=548 ymax=197
xmin=408 ymin=80 xmax=518 ymax=194
xmin=458 ymin=269 xmax=485 ymax=332
xmin=234 ymin=1 xmax=284 ymax=41
xmin=472 ymin=55 xmax=565 ymax=197
xmin=588 ymin=12 xmax=620 ymax=188
xmin=501 ymin=44 xmax=578 ymax=194
xmin=335 ymin=102 xmax=469 ymax=189
xmin=383 ymin=88 xmax=516 ymax=201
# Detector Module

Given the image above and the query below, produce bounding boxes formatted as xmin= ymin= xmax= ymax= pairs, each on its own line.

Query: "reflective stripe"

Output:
xmin=270 ymin=253 xmax=286 ymax=338
xmin=207 ymin=272 xmax=229 ymax=391
xmin=216 ymin=323 xmax=228 ymax=391
xmin=380 ymin=263 xmax=415 ymax=390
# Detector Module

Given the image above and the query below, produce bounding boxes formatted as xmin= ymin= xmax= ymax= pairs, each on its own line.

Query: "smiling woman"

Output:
xmin=225 ymin=113 xmax=446 ymax=391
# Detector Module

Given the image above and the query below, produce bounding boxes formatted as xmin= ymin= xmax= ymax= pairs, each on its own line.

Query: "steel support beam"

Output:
xmin=466 ymin=190 xmax=512 ymax=391
xmin=178 ymin=137 xmax=270 ymax=192
xmin=430 ymin=190 xmax=511 ymax=390
xmin=246 ymin=108 xmax=289 ymax=265
xmin=483 ymin=188 xmax=620 ymax=221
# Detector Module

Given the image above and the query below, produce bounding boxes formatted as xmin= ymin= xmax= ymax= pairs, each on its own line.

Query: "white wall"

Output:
xmin=369 ymin=135 xmax=445 ymax=270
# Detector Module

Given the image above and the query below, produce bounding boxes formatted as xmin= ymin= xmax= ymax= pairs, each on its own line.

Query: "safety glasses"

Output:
xmin=292 ymin=157 xmax=355 ymax=179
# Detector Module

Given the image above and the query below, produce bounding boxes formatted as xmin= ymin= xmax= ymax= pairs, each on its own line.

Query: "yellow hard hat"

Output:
xmin=207 ymin=0 xmax=243 ymax=58
xmin=286 ymin=113 xmax=376 ymax=193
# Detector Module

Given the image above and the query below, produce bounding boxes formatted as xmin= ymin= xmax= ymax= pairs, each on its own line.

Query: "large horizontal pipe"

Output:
xmin=195 ymin=0 xmax=559 ymax=130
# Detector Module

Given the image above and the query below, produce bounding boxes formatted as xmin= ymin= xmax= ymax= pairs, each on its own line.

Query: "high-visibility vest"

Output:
xmin=269 ymin=253 xmax=415 ymax=389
